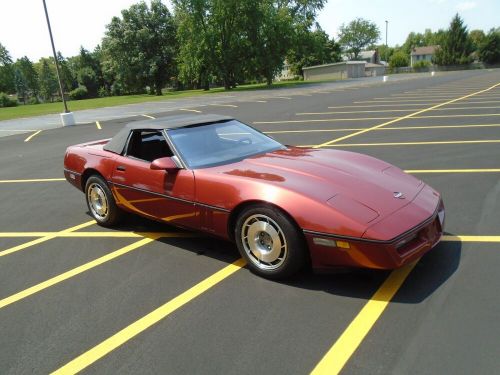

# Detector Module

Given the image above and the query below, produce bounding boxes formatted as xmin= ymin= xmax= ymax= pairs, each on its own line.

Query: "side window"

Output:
xmin=126 ymin=130 xmax=173 ymax=162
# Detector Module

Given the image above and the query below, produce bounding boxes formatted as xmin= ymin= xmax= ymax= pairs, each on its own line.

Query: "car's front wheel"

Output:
xmin=235 ymin=205 xmax=307 ymax=279
xmin=85 ymin=175 xmax=122 ymax=226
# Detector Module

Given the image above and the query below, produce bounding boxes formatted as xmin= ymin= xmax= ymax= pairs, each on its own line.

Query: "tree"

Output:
xmin=479 ymin=29 xmax=500 ymax=64
xmin=38 ymin=59 xmax=58 ymax=102
xmin=389 ymin=51 xmax=409 ymax=68
xmin=469 ymin=29 xmax=486 ymax=52
xmin=433 ymin=14 xmax=473 ymax=65
xmin=102 ymin=0 xmax=177 ymax=95
xmin=14 ymin=56 xmax=39 ymax=102
xmin=57 ymin=52 xmax=77 ymax=92
xmin=287 ymin=25 xmax=341 ymax=76
xmin=338 ymin=18 xmax=380 ymax=60
xmin=0 ymin=42 xmax=15 ymax=94
xmin=174 ymin=0 xmax=326 ymax=89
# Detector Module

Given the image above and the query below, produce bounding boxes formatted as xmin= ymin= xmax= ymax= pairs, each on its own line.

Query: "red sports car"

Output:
xmin=64 ymin=114 xmax=444 ymax=279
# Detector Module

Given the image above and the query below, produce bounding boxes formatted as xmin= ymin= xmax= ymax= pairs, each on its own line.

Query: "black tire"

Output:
xmin=85 ymin=175 xmax=123 ymax=227
xmin=235 ymin=205 xmax=307 ymax=279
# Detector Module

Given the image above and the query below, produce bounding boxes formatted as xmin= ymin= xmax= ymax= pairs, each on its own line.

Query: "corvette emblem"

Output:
xmin=393 ymin=192 xmax=405 ymax=199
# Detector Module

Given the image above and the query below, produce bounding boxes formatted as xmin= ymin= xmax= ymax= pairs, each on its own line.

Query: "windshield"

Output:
xmin=167 ymin=120 xmax=286 ymax=169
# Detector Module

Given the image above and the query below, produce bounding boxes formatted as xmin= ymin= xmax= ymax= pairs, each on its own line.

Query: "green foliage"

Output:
xmin=0 ymin=42 xmax=15 ymax=94
xmin=469 ymin=29 xmax=486 ymax=52
xmin=174 ymin=0 xmax=326 ymax=89
xmin=102 ymin=0 xmax=177 ymax=95
xmin=338 ymin=18 xmax=380 ymax=60
xmin=412 ymin=60 xmax=431 ymax=70
xmin=376 ymin=44 xmax=394 ymax=63
xmin=433 ymin=14 xmax=473 ymax=66
xmin=0 ymin=92 xmax=17 ymax=107
xmin=287 ymin=24 xmax=341 ymax=76
xmin=38 ymin=59 xmax=58 ymax=102
xmin=402 ymin=29 xmax=445 ymax=54
xmin=479 ymin=29 xmax=500 ymax=64
xmin=57 ymin=52 xmax=77 ymax=92
xmin=14 ymin=56 xmax=39 ymax=103
xmin=69 ymin=85 xmax=88 ymax=100
xmin=389 ymin=51 xmax=409 ymax=68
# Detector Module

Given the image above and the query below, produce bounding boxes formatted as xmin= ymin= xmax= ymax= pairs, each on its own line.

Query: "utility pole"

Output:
xmin=42 ymin=0 xmax=73 ymax=122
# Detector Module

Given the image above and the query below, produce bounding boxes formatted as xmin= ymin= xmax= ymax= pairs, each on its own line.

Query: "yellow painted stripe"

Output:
xmin=208 ymin=104 xmax=238 ymax=108
xmin=141 ymin=114 xmax=156 ymax=119
xmin=0 ymin=232 xmax=194 ymax=238
xmin=329 ymin=100 xmax=500 ymax=108
xmin=256 ymin=113 xmax=500 ymax=125
xmin=0 ymin=235 xmax=163 ymax=310
xmin=355 ymin=98 xmax=500 ymax=103
xmin=51 ymin=258 xmax=246 ymax=375
xmin=0 ymin=178 xmax=66 ymax=183
xmin=311 ymin=262 xmax=417 ymax=375
xmin=406 ymin=169 xmax=500 ymax=173
xmin=264 ymin=124 xmax=500 ymax=135
xmin=297 ymin=106 xmax=500 ymax=115
xmin=442 ymin=235 xmax=500 ymax=242
xmin=179 ymin=108 xmax=202 ymax=113
xmin=0 ymin=220 xmax=96 ymax=257
xmin=319 ymin=140 xmax=500 ymax=147
xmin=314 ymin=82 xmax=500 ymax=148
xmin=24 ymin=130 xmax=42 ymax=142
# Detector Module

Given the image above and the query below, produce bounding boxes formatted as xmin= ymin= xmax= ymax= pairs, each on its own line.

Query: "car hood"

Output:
xmin=213 ymin=147 xmax=423 ymax=221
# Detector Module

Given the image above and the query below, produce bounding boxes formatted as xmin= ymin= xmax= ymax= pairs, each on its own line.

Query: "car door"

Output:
xmin=110 ymin=129 xmax=198 ymax=229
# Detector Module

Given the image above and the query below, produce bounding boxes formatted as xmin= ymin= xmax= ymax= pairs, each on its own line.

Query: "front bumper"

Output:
xmin=305 ymin=199 xmax=445 ymax=270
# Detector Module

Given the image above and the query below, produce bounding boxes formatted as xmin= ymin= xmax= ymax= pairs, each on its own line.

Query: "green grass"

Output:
xmin=0 ymin=78 xmax=337 ymax=122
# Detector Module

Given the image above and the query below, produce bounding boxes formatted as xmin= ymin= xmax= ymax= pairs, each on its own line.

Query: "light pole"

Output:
xmin=42 ymin=0 xmax=74 ymax=125
xmin=385 ymin=20 xmax=388 ymax=62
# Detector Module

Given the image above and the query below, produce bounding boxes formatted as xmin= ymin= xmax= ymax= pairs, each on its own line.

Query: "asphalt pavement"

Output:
xmin=0 ymin=69 xmax=499 ymax=375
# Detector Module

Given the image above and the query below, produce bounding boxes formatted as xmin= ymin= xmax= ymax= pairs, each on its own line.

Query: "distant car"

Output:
xmin=64 ymin=114 xmax=444 ymax=279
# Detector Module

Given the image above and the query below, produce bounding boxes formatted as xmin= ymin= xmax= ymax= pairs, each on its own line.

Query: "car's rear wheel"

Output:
xmin=85 ymin=175 xmax=122 ymax=226
xmin=235 ymin=205 xmax=307 ymax=279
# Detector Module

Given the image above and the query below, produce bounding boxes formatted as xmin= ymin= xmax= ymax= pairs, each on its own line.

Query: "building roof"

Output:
xmin=411 ymin=46 xmax=438 ymax=56
xmin=103 ymin=114 xmax=233 ymax=154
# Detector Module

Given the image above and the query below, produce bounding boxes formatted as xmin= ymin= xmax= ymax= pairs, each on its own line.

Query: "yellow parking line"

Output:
xmin=51 ymin=258 xmax=246 ymax=375
xmin=264 ymin=124 xmax=500 ymax=135
xmin=24 ymin=130 xmax=42 ymax=142
xmin=0 ymin=220 xmax=96 ymax=257
xmin=141 ymin=114 xmax=156 ymax=119
xmin=255 ymin=113 xmax=500 ymax=125
xmin=330 ymin=101 xmax=500 ymax=108
xmin=442 ymin=235 xmax=500 ymax=242
xmin=0 ymin=235 xmax=162 ymax=310
xmin=208 ymin=104 xmax=238 ymax=108
xmin=318 ymin=140 xmax=500 ymax=147
xmin=0 ymin=231 xmax=191 ymax=238
xmin=311 ymin=262 xmax=417 ymax=375
xmin=179 ymin=108 xmax=202 ymax=113
xmin=314 ymin=82 xmax=500 ymax=148
xmin=406 ymin=169 xmax=500 ymax=173
xmin=95 ymin=121 xmax=102 ymax=130
xmin=355 ymin=98 xmax=500 ymax=103
xmin=297 ymin=106 xmax=500 ymax=115
xmin=0 ymin=178 xmax=66 ymax=183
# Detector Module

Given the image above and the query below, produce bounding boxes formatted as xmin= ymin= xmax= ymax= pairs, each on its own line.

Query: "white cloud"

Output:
xmin=456 ymin=1 xmax=478 ymax=11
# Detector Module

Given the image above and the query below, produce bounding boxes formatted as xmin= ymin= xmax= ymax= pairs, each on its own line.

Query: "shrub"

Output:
xmin=0 ymin=92 xmax=18 ymax=107
xmin=69 ymin=85 xmax=88 ymax=100
xmin=389 ymin=51 xmax=409 ymax=68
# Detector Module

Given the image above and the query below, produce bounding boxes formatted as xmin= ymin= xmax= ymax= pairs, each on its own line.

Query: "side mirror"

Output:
xmin=150 ymin=157 xmax=179 ymax=172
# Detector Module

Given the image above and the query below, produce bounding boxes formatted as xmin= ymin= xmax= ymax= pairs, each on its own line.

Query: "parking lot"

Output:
xmin=1 ymin=69 xmax=499 ymax=374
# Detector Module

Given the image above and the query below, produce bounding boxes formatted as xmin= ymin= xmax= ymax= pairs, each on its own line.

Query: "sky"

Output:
xmin=1 ymin=0 xmax=499 ymax=62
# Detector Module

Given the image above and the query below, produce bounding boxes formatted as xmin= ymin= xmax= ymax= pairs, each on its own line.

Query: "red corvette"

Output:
xmin=64 ymin=114 xmax=444 ymax=278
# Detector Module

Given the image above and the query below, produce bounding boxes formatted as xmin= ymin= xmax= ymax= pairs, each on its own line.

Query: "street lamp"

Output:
xmin=42 ymin=0 xmax=74 ymax=126
xmin=385 ymin=20 xmax=388 ymax=62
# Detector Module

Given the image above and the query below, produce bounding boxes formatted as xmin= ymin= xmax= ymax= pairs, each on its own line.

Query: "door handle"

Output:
xmin=116 ymin=165 xmax=126 ymax=171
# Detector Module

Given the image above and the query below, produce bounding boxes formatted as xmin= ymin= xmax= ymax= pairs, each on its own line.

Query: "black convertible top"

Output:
xmin=103 ymin=114 xmax=233 ymax=155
